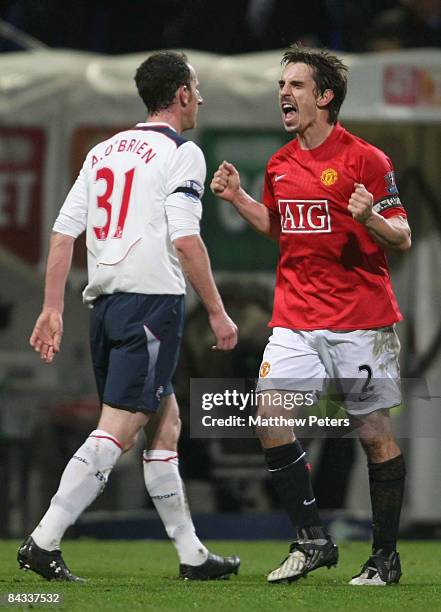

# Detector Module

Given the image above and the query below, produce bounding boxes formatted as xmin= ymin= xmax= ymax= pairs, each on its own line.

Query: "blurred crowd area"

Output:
xmin=1 ymin=0 xmax=441 ymax=54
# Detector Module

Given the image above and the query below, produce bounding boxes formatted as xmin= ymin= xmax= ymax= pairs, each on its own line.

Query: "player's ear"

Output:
xmin=317 ymin=89 xmax=334 ymax=109
xmin=178 ymin=84 xmax=190 ymax=107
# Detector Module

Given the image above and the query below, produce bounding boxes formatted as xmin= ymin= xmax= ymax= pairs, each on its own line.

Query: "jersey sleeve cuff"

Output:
xmin=170 ymin=228 xmax=200 ymax=242
xmin=52 ymin=223 xmax=81 ymax=238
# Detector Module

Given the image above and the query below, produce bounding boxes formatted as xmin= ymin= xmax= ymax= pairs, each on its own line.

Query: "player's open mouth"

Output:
xmin=281 ymin=102 xmax=297 ymax=120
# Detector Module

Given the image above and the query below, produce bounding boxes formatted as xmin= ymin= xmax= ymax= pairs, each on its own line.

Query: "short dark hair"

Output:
xmin=134 ymin=51 xmax=191 ymax=114
xmin=281 ymin=44 xmax=348 ymax=124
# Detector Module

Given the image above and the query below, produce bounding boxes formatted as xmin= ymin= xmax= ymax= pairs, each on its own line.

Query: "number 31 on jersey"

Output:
xmin=93 ymin=167 xmax=135 ymax=240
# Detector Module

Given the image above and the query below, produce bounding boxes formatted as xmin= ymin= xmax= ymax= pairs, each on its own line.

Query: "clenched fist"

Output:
xmin=209 ymin=310 xmax=238 ymax=351
xmin=348 ymin=183 xmax=374 ymax=224
xmin=210 ymin=160 xmax=241 ymax=203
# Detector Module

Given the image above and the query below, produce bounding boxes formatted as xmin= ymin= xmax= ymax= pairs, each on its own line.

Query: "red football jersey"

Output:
xmin=263 ymin=123 xmax=407 ymax=330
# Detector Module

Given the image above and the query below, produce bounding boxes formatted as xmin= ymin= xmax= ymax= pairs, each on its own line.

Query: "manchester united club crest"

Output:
xmin=259 ymin=361 xmax=271 ymax=378
xmin=320 ymin=168 xmax=338 ymax=186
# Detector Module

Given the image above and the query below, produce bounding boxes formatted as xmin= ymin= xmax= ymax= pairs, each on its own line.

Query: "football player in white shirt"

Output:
xmin=18 ymin=52 xmax=240 ymax=582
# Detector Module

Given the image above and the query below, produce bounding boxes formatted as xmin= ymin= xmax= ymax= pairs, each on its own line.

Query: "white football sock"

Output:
xmin=31 ymin=429 xmax=122 ymax=551
xmin=143 ymin=449 xmax=208 ymax=566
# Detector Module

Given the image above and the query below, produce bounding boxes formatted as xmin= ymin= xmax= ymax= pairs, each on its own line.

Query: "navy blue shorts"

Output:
xmin=90 ymin=293 xmax=185 ymax=413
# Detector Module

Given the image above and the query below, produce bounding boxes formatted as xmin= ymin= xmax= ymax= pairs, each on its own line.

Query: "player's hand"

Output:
xmin=30 ymin=308 xmax=63 ymax=364
xmin=209 ymin=310 xmax=238 ymax=351
xmin=210 ymin=161 xmax=241 ymax=203
xmin=348 ymin=183 xmax=374 ymax=224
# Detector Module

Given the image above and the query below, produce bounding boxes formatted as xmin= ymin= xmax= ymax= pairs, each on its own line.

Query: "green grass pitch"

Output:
xmin=1 ymin=540 xmax=440 ymax=611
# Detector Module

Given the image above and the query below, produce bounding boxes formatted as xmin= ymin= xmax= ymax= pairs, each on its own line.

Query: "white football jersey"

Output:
xmin=53 ymin=122 xmax=205 ymax=303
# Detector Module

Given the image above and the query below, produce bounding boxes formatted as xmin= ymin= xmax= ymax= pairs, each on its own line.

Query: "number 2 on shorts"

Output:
xmin=358 ymin=364 xmax=373 ymax=394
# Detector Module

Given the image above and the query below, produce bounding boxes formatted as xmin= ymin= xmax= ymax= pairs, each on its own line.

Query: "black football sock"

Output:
xmin=264 ymin=441 xmax=326 ymax=539
xmin=368 ymin=454 xmax=406 ymax=555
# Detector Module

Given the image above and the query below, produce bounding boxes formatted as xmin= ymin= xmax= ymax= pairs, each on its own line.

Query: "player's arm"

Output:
xmin=211 ymin=161 xmax=280 ymax=241
xmin=173 ymin=235 xmax=237 ymax=350
xmin=348 ymin=183 xmax=411 ymax=251
xmin=30 ymin=232 xmax=75 ymax=363
xmin=364 ymin=213 xmax=411 ymax=251
xmin=31 ymin=164 xmax=89 ymax=363
xmin=165 ymin=143 xmax=237 ymax=351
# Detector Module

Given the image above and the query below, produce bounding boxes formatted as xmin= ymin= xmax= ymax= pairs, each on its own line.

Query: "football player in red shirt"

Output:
xmin=211 ymin=44 xmax=411 ymax=586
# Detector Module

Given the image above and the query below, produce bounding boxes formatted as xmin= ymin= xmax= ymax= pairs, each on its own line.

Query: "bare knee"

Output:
xmin=97 ymin=403 xmax=149 ymax=453
xmin=352 ymin=409 xmax=401 ymax=463
xmin=360 ymin=436 xmax=401 ymax=463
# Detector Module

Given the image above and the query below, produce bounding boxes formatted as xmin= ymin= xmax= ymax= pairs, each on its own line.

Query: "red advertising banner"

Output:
xmin=0 ymin=128 xmax=45 ymax=265
xmin=384 ymin=65 xmax=441 ymax=107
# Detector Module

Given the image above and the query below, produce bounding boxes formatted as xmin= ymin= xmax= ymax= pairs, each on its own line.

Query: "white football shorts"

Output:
xmin=257 ymin=326 xmax=402 ymax=415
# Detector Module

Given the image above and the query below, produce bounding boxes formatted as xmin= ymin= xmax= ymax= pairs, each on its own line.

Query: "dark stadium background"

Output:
xmin=0 ymin=0 xmax=440 ymax=545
